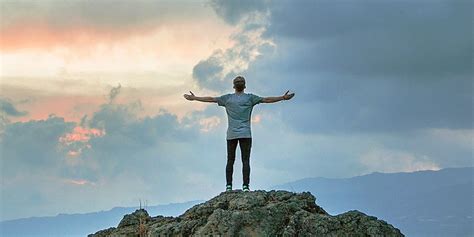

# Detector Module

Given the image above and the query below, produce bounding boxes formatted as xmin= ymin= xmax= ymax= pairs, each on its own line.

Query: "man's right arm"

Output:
xmin=261 ymin=96 xmax=284 ymax=103
xmin=183 ymin=91 xmax=218 ymax=103
xmin=194 ymin=96 xmax=217 ymax=103
xmin=261 ymin=90 xmax=295 ymax=103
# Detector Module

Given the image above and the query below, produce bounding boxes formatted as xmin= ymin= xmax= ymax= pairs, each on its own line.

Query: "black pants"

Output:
xmin=226 ymin=137 xmax=252 ymax=186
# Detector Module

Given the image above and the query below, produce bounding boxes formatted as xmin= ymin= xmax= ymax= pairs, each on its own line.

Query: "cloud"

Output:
xmin=0 ymin=114 xmax=75 ymax=176
xmin=208 ymin=0 xmax=269 ymax=25
xmin=423 ymin=128 xmax=473 ymax=150
xmin=0 ymin=86 xmax=228 ymax=220
xmin=1 ymin=84 xmax=472 ymax=221
xmin=108 ymin=83 xmax=122 ymax=104
xmin=198 ymin=116 xmax=221 ymax=133
xmin=0 ymin=98 xmax=28 ymax=117
xmin=0 ymin=109 xmax=189 ymax=220
xmin=265 ymin=0 xmax=472 ymax=77
xmin=198 ymin=0 xmax=472 ymax=134
xmin=359 ymin=146 xmax=441 ymax=173
xmin=192 ymin=53 xmax=226 ymax=91
xmin=192 ymin=1 xmax=275 ymax=92
xmin=1 ymin=0 xmax=206 ymax=32
xmin=0 ymin=0 xmax=218 ymax=50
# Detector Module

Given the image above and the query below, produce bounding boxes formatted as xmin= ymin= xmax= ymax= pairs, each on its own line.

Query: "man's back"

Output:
xmin=217 ymin=92 xmax=263 ymax=140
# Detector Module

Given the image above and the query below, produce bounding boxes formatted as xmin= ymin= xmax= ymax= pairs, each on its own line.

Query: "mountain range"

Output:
xmin=271 ymin=166 xmax=473 ymax=237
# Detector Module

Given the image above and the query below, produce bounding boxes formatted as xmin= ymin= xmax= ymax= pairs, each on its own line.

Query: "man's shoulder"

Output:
xmin=219 ymin=93 xmax=231 ymax=98
xmin=246 ymin=92 xmax=260 ymax=96
xmin=246 ymin=92 xmax=262 ymax=99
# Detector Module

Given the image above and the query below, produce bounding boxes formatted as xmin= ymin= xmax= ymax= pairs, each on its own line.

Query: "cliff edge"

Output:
xmin=88 ymin=190 xmax=404 ymax=236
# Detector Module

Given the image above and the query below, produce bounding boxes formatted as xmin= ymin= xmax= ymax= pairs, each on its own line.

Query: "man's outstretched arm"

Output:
xmin=183 ymin=91 xmax=217 ymax=103
xmin=262 ymin=90 xmax=295 ymax=103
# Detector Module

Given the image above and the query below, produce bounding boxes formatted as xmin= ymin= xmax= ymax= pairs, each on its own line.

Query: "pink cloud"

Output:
xmin=62 ymin=178 xmax=96 ymax=186
xmin=59 ymin=126 xmax=105 ymax=157
xmin=59 ymin=126 xmax=105 ymax=143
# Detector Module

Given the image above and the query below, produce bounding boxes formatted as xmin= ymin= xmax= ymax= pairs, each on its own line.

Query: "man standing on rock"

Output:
xmin=183 ymin=76 xmax=295 ymax=192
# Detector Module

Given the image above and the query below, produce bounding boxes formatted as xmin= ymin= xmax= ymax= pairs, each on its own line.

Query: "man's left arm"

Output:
xmin=261 ymin=90 xmax=295 ymax=103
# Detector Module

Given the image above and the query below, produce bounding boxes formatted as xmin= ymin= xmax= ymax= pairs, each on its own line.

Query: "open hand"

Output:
xmin=283 ymin=90 xmax=295 ymax=100
xmin=183 ymin=91 xmax=196 ymax=101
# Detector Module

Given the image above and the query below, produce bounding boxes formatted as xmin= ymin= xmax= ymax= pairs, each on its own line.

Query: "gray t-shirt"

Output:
xmin=217 ymin=92 xmax=264 ymax=140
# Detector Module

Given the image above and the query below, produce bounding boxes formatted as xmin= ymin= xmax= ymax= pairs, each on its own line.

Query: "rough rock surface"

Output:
xmin=88 ymin=190 xmax=404 ymax=237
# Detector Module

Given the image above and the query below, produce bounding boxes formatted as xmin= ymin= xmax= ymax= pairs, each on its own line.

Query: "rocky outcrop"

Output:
xmin=88 ymin=190 xmax=404 ymax=236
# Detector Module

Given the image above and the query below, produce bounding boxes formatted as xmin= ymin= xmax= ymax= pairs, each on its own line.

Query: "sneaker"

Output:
xmin=226 ymin=184 xmax=232 ymax=191
xmin=242 ymin=184 xmax=250 ymax=192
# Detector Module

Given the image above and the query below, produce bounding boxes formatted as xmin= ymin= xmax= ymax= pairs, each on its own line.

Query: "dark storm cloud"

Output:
xmin=208 ymin=0 xmax=269 ymax=25
xmin=0 ymin=115 xmax=75 ymax=177
xmin=0 ymin=98 xmax=28 ymax=117
xmin=263 ymin=0 xmax=472 ymax=77
xmin=192 ymin=38 xmax=273 ymax=93
xmin=0 ymin=100 xmax=200 ymax=181
xmin=108 ymin=83 xmax=122 ymax=104
xmin=87 ymin=103 xmax=199 ymax=155
xmin=202 ymin=0 xmax=473 ymax=134
xmin=243 ymin=42 xmax=472 ymax=133
xmin=192 ymin=52 xmax=227 ymax=92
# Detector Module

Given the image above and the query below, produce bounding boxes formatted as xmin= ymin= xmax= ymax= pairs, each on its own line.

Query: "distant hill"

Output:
xmin=271 ymin=166 xmax=474 ymax=237
xmin=0 ymin=200 xmax=203 ymax=237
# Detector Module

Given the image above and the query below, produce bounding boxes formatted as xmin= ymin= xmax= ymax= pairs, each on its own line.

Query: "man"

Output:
xmin=183 ymin=76 xmax=295 ymax=192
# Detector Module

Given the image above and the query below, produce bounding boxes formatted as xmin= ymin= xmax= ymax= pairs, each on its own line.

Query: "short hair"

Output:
xmin=233 ymin=76 xmax=245 ymax=84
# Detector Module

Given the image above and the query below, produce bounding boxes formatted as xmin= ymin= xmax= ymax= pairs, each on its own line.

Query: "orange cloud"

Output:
xmin=0 ymin=79 xmax=221 ymax=127
xmin=1 ymin=0 xmax=224 ymax=52
xmin=13 ymin=95 xmax=104 ymax=123
xmin=59 ymin=125 xmax=105 ymax=158
xmin=1 ymin=21 xmax=147 ymax=51
xmin=67 ymin=150 xmax=80 ymax=157
xmin=59 ymin=126 xmax=105 ymax=145
xmin=251 ymin=114 xmax=262 ymax=123
xmin=1 ymin=19 xmax=235 ymax=79
xmin=62 ymin=178 xmax=96 ymax=186
xmin=199 ymin=116 xmax=221 ymax=132
xmin=0 ymin=9 xmax=234 ymax=55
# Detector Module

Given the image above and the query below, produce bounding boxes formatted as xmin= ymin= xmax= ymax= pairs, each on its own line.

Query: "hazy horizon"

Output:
xmin=2 ymin=166 xmax=472 ymax=222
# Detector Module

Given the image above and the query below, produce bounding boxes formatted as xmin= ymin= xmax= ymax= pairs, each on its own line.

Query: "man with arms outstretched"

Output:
xmin=183 ymin=76 xmax=295 ymax=192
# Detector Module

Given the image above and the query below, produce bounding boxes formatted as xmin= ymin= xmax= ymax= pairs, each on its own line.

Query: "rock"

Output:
xmin=118 ymin=209 xmax=151 ymax=228
xmin=88 ymin=190 xmax=404 ymax=237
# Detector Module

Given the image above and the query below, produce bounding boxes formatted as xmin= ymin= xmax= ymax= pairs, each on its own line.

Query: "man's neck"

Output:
xmin=235 ymin=90 xmax=244 ymax=94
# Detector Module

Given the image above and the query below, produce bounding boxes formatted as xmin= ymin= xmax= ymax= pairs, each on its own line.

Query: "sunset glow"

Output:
xmin=1 ymin=2 xmax=236 ymax=124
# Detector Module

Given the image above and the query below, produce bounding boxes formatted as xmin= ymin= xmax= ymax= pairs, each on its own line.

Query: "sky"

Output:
xmin=0 ymin=0 xmax=472 ymax=221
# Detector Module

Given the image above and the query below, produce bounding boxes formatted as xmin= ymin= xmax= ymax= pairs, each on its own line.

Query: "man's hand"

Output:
xmin=183 ymin=91 xmax=217 ymax=103
xmin=183 ymin=91 xmax=196 ymax=101
xmin=283 ymin=90 xmax=295 ymax=100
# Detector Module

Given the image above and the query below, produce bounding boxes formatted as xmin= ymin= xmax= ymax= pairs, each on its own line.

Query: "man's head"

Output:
xmin=233 ymin=76 xmax=246 ymax=92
